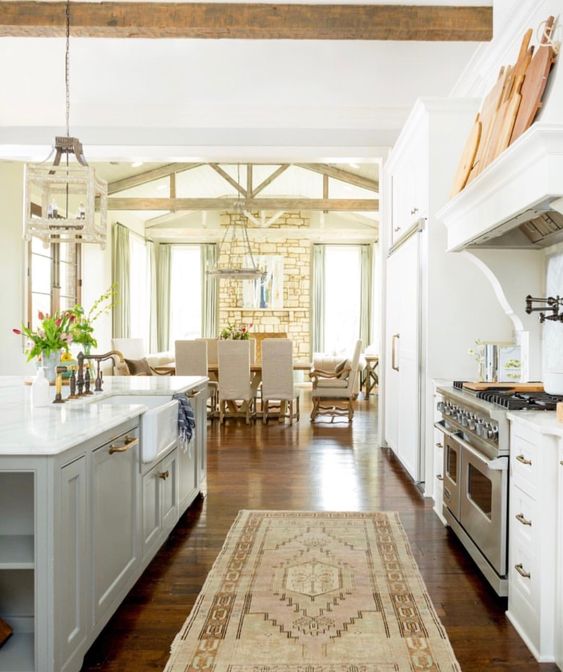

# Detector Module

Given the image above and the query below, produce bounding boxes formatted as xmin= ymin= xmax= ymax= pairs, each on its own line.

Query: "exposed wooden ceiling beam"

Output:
xmin=209 ymin=163 xmax=247 ymax=197
xmin=108 ymin=163 xmax=202 ymax=195
xmin=252 ymin=165 xmax=289 ymax=198
xmin=0 ymin=3 xmax=493 ymax=40
xmin=296 ymin=163 xmax=379 ymax=192
xmin=106 ymin=197 xmax=379 ymax=212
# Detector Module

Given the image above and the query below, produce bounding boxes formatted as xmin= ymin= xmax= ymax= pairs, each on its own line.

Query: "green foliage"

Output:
xmin=219 ymin=322 xmax=252 ymax=340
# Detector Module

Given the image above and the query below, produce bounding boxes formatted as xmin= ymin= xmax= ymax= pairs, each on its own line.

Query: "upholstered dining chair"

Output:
xmin=261 ymin=339 xmax=300 ymax=425
xmin=310 ymin=339 xmax=363 ymax=422
xmin=196 ymin=338 xmax=218 ymax=367
xmin=175 ymin=340 xmax=219 ymax=418
xmin=217 ymin=340 xmax=255 ymax=424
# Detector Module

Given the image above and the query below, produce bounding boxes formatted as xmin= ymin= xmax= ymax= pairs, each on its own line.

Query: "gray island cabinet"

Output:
xmin=0 ymin=376 xmax=208 ymax=672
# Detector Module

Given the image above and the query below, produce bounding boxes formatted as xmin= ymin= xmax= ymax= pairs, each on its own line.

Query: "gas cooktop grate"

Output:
xmin=477 ymin=390 xmax=563 ymax=411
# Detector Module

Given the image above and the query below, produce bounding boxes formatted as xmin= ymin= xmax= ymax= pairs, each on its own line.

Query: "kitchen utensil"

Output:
xmin=511 ymin=16 xmax=558 ymax=144
xmin=0 ymin=618 xmax=12 ymax=648
xmin=451 ymin=113 xmax=481 ymax=196
xmin=463 ymin=382 xmax=544 ymax=392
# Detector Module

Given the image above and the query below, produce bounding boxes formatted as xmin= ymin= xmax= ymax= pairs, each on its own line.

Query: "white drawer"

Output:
xmin=510 ymin=484 xmax=537 ymax=548
xmin=509 ymin=537 xmax=539 ymax=650
xmin=511 ymin=434 xmax=539 ymax=499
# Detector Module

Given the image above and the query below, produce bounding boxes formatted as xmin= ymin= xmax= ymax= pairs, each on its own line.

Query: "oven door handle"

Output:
xmin=433 ymin=420 xmax=508 ymax=471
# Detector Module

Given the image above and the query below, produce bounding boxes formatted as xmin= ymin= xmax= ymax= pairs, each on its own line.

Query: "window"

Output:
xmin=169 ymin=245 xmax=202 ymax=346
xmin=129 ymin=234 xmax=151 ymax=348
xmin=323 ymin=246 xmax=363 ymax=354
xmin=28 ymin=237 xmax=81 ymax=328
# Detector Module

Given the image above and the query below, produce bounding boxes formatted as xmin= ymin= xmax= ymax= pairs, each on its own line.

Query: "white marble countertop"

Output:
xmin=0 ymin=375 xmax=207 ymax=456
xmin=507 ymin=409 xmax=563 ymax=438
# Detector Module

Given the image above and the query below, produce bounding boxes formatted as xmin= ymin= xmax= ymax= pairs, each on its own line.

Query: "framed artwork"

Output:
xmin=242 ymin=255 xmax=284 ymax=309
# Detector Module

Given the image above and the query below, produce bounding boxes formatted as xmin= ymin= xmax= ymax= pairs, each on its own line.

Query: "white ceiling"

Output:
xmin=0 ymin=32 xmax=481 ymax=161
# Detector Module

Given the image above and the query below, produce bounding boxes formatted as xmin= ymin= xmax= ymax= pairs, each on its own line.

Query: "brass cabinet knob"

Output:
xmin=158 ymin=470 xmax=170 ymax=480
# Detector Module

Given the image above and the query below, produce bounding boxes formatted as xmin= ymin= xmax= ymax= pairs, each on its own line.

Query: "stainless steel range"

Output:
xmin=436 ymin=385 xmax=510 ymax=596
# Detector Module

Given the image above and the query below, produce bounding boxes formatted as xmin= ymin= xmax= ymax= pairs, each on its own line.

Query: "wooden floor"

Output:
xmin=81 ymin=392 xmax=557 ymax=672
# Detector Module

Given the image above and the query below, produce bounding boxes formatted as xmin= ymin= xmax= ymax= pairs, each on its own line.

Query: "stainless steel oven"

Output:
xmin=435 ymin=388 xmax=510 ymax=596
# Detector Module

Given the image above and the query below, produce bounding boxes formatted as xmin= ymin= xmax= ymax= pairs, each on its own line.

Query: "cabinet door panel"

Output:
xmin=384 ymin=251 xmax=401 ymax=450
xmin=195 ymin=389 xmax=208 ymax=488
xmin=178 ymin=437 xmax=197 ymax=514
xmin=160 ymin=450 xmax=178 ymax=534
xmin=57 ymin=456 xmax=88 ymax=671
xmin=142 ymin=467 xmax=161 ymax=560
xmin=557 ymin=448 xmax=563 ymax=669
xmin=92 ymin=430 xmax=139 ymax=624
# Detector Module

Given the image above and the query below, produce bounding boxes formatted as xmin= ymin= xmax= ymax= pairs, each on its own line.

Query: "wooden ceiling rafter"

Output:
xmin=107 ymin=162 xmax=202 ymax=194
xmin=295 ymin=163 xmax=379 ymax=193
xmin=0 ymin=3 xmax=493 ymax=41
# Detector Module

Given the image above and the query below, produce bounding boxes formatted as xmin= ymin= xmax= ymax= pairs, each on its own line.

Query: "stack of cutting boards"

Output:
xmin=451 ymin=16 xmax=558 ymax=196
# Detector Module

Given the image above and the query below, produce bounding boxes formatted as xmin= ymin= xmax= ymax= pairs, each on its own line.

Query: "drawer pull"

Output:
xmin=515 ymin=513 xmax=532 ymax=527
xmin=436 ymin=474 xmax=444 ymax=481
xmin=515 ymin=454 xmax=532 ymax=466
xmin=560 ymin=461 xmax=563 ymax=467
xmin=515 ymin=563 xmax=531 ymax=579
xmin=109 ymin=435 xmax=138 ymax=455
xmin=158 ymin=470 xmax=170 ymax=480
xmin=436 ymin=442 xmax=443 ymax=449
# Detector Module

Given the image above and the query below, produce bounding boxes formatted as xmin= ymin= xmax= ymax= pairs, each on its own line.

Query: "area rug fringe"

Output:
xmin=164 ymin=510 xmax=461 ymax=672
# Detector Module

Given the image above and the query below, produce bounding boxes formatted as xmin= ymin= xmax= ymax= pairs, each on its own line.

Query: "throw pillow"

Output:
xmin=124 ymin=357 xmax=153 ymax=376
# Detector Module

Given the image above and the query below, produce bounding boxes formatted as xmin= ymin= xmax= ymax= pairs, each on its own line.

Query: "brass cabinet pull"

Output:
xmin=109 ymin=435 xmax=138 ymax=455
xmin=560 ymin=461 xmax=563 ymax=466
xmin=436 ymin=442 xmax=444 ymax=449
xmin=158 ymin=470 xmax=170 ymax=480
xmin=515 ymin=513 xmax=532 ymax=527
xmin=515 ymin=454 xmax=532 ymax=466
xmin=436 ymin=474 xmax=444 ymax=481
xmin=515 ymin=563 xmax=531 ymax=579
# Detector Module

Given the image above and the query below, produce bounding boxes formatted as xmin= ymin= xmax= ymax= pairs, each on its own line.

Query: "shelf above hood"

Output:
xmin=438 ymin=124 xmax=563 ymax=251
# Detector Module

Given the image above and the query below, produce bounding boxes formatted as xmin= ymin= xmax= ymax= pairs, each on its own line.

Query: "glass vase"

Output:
xmin=40 ymin=350 xmax=61 ymax=384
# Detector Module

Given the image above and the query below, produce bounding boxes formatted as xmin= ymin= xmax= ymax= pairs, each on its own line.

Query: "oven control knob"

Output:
xmin=437 ymin=401 xmax=445 ymax=412
xmin=445 ymin=404 xmax=453 ymax=416
xmin=461 ymin=412 xmax=469 ymax=427
xmin=475 ymin=420 xmax=486 ymax=437
xmin=468 ymin=415 xmax=477 ymax=431
xmin=487 ymin=425 xmax=498 ymax=441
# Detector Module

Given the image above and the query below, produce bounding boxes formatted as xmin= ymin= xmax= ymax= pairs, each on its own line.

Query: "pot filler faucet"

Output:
xmin=525 ymin=295 xmax=563 ymax=323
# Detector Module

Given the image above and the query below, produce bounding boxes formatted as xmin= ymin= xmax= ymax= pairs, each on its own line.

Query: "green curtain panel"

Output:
xmin=201 ymin=243 xmax=218 ymax=338
xmin=311 ymin=244 xmax=325 ymax=354
xmin=157 ymin=243 xmax=171 ymax=352
xmin=360 ymin=244 xmax=373 ymax=348
xmin=147 ymin=240 xmax=158 ymax=352
xmin=112 ymin=223 xmax=130 ymax=339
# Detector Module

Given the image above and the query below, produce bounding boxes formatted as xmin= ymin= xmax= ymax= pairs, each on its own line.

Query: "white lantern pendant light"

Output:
xmin=23 ymin=0 xmax=108 ymax=248
xmin=207 ymin=165 xmax=265 ymax=280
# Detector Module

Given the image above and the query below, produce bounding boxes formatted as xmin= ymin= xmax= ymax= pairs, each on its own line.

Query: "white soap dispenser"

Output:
xmin=31 ymin=367 xmax=51 ymax=407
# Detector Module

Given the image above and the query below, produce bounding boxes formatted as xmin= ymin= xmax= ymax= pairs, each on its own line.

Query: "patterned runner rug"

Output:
xmin=164 ymin=510 xmax=460 ymax=672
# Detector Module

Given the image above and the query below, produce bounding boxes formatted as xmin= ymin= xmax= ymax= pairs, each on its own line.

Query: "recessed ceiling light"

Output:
xmin=131 ymin=160 xmax=144 ymax=168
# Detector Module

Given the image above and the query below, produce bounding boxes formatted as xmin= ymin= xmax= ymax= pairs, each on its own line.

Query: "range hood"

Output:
xmin=438 ymin=124 xmax=563 ymax=251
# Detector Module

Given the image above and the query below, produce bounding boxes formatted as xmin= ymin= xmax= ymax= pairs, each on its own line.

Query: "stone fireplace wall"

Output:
xmin=218 ymin=212 xmax=311 ymax=360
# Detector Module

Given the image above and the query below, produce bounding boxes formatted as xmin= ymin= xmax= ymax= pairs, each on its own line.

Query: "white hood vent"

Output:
xmin=439 ymin=124 xmax=563 ymax=251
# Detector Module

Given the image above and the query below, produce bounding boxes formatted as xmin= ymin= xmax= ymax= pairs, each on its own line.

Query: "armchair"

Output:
xmin=310 ymin=340 xmax=362 ymax=422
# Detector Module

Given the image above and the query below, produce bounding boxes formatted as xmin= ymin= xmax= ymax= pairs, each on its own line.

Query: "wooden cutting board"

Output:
xmin=0 ymin=618 xmax=13 ymax=648
xmin=511 ymin=16 xmax=557 ymax=144
xmin=467 ymin=66 xmax=508 ymax=182
xmin=463 ymin=382 xmax=544 ymax=392
xmin=492 ymin=74 xmax=525 ymax=158
xmin=450 ymin=113 xmax=481 ymax=196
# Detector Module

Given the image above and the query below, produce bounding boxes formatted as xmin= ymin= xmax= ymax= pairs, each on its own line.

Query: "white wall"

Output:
xmin=0 ymin=162 xmax=33 ymax=375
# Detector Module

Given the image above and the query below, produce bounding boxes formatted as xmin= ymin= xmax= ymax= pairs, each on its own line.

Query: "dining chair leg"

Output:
xmin=289 ymin=400 xmax=293 ymax=426
xmin=296 ymin=395 xmax=300 ymax=421
xmin=263 ymin=400 xmax=268 ymax=425
xmin=219 ymin=400 xmax=224 ymax=424
xmin=245 ymin=401 xmax=250 ymax=425
xmin=348 ymin=401 xmax=354 ymax=422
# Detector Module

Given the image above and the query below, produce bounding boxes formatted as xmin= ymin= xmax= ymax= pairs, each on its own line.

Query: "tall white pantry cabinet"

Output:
xmin=380 ymin=98 xmax=508 ymax=491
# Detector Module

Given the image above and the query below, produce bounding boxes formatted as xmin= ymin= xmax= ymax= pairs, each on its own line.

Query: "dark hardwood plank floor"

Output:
xmin=81 ymin=392 xmax=557 ymax=671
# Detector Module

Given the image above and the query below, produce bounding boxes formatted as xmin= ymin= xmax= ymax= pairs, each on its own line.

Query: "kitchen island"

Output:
xmin=0 ymin=375 xmax=208 ymax=672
